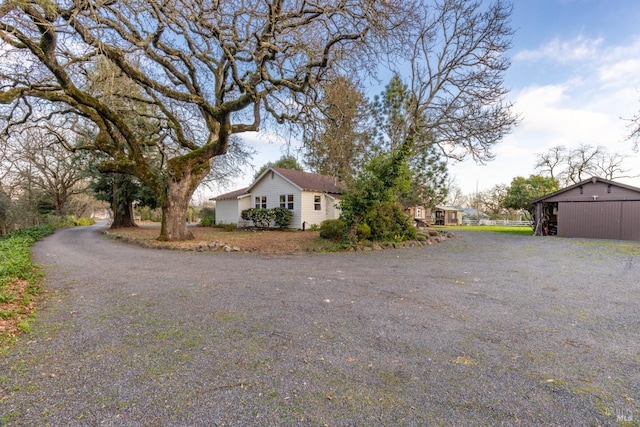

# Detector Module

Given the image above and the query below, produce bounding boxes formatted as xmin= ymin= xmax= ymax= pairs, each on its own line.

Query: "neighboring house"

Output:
xmin=531 ymin=176 xmax=640 ymax=240
xmin=213 ymin=167 xmax=345 ymax=229
xmin=404 ymin=206 xmax=431 ymax=227
xmin=457 ymin=207 xmax=487 ymax=224
xmin=432 ymin=206 xmax=463 ymax=226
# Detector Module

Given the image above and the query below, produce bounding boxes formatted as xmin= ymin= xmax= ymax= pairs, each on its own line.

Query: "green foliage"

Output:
xmin=243 ymin=208 xmax=276 ymax=228
xmin=363 ymin=202 xmax=416 ymax=242
xmin=241 ymin=207 xmax=292 ymax=229
xmin=319 ymin=219 xmax=345 ymax=241
xmin=0 ymin=225 xmax=56 ymax=344
xmin=1 ymin=225 xmax=53 ymax=287
xmin=303 ymin=76 xmax=371 ymax=183
xmin=200 ymin=207 xmax=216 ymax=218
xmin=371 ymin=74 xmax=449 ymax=209
xmin=272 ymin=207 xmax=293 ymax=229
xmin=339 ymin=136 xmax=414 ymax=243
xmin=356 ymin=223 xmax=371 ymax=241
xmin=199 ymin=216 xmax=215 ymax=227
xmin=240 ymin=208 xmax=252 ymax=221
xmin=91 ymin=171 xmax=159 ymax=226
xmin=137 ymin=206 xmax=162 ymax=222
xmin=252 ymin=209 xmax=276 ymax=228
xmin=223 ymin=224 xmax=236 ymax=232
xmin=308 ymin=223 xmax=321 ymax=232
xmin=0 ymin=225 xmax=54 ymax=302
xmin=503 ymin=175 xmax=559 ymax=216
xmin=452 ymin=225 xmax=532 ymax=235
xmin=42 ymin=215 xmax=94 ymax=228
xmin=73 ymin=217 xmax=95 ymax=226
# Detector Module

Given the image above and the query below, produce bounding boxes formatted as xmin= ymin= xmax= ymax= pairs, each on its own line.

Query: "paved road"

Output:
xmin=1 ymin=223 xmax=639 ymax=426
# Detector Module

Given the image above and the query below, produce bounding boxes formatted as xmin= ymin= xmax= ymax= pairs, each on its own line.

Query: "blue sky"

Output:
xmin=207 ymin=0 xmax=640 ymax=199
xmin=450 ymin=0 xmax=640 ymax=194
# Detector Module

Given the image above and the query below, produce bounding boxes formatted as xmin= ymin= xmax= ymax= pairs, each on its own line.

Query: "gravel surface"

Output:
xmin=1 ymin=222 xmax=639 ymax=426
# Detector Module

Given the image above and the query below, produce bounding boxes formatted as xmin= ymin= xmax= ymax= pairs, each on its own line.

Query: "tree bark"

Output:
xmin=110 ymin=200 xmax=136 ymax=228
xmin=110 ymin=176 xmax=137 ymax=228
xmin=158 ymin=173 xmax=204 ymax=241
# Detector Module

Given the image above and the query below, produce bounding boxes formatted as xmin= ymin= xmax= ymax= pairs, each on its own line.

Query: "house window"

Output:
xmin=280 ymin=194 xmax=294 ymax=210
xmin=314 ymin=195 xmax=321 ymax=211
xmin=416 ymin=208 xmax=422 ymax=218
xmin=255 ymin=196 xmax=267 ymax=209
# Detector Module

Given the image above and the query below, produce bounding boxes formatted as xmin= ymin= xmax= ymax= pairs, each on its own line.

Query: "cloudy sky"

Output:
xmin=213 ymin=0 xmax=640 ymax=198
xmin=448 ymin=0 xmax=640 ymax=194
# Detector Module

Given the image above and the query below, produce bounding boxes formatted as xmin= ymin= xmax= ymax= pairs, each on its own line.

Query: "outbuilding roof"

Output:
xmin=212 ymin=187 xmax=250 ymax=201
xmin=530 ymin=177 xmax=640 ymax=204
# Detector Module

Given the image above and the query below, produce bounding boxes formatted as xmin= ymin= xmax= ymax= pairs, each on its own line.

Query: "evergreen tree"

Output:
xmin=303 ymin=77 xmax=371 ymax=183
xmin=253 ymin=156 xmax=304 ymax=181
xmin=371 ymin=75 xmax=449 ymax=208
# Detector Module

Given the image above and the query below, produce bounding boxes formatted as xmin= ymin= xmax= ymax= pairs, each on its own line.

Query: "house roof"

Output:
xmin=434 ymin=205 xmax=464 ymax=212
xmin=249 ymin=167 xmax=346 ymax=194
xmin=530 ymin=176 xmax=640 ymax=204
xmin=212 ymin=187 xmax=250 ymax=201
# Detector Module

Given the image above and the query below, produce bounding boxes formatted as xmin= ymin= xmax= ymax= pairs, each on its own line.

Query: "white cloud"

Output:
xmin=598 ymin=58 xmax=640 ymax=86
xmin=514 ymin=36 xmax=603 ymax=64
xmin=451 ymin=77 xmax=640 ymax=194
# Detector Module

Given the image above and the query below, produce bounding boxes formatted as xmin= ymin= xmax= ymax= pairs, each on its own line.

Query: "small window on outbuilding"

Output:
xmin=314 ymin=195 xmax=322 ymax=211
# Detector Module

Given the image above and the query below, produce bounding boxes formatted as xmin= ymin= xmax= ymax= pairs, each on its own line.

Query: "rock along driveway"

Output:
xmin=1 ymin=224 xmax=639 ymax=426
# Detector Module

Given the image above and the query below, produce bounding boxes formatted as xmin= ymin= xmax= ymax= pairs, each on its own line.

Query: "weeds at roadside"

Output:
xmin=0 ymin=225 xmax=54 ymax=350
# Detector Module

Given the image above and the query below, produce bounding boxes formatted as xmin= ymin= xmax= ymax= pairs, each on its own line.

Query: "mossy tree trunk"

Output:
xmin=158 ymin=158 xmax=212 ymax=241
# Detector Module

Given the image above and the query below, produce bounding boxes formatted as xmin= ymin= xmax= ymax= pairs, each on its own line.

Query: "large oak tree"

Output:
xmin=0 ymin=0 xmax=394 ymax=240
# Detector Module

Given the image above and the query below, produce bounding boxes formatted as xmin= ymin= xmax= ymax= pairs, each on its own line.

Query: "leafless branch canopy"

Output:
xmin=402 ymin=0 xmax=518 ymax=162
xmin=0 ymin=0 xmax=385 ymax=187
xmin=535 ymin=144 xmax=638 ymax=185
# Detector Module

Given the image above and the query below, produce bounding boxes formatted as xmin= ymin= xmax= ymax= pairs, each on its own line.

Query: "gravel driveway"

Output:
xmin=1 ymin=223 xmax=639 ymax=426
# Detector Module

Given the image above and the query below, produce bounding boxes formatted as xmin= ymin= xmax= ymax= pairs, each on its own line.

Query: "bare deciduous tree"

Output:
xmin=477 ymin=184 xmax=508 ymax=218
xmin=535 ymin=144 xmax=636 ymax=186
xmin=10 ymin=126 xmax=89 ymax=215
xmin=401 ymin=0 xmax=518 ymax=162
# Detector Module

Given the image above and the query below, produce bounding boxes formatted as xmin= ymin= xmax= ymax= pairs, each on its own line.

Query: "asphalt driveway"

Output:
xmin=1 ymin=223 xmax=639 ymax=426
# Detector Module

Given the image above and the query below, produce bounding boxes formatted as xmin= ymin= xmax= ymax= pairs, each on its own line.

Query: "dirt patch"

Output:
xmin=104 ymin=224 xmax=331 ymax=253
xmin=103 ymin=223 xmax=452 ymax=253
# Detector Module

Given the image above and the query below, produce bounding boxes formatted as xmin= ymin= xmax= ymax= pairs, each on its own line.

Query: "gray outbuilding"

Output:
xmin=531 ymin=177 xmax=640 ymax=240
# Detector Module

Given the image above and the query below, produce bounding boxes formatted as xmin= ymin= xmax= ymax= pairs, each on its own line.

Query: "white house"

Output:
xmin=213 ymin=167 xmax=345 ymax=229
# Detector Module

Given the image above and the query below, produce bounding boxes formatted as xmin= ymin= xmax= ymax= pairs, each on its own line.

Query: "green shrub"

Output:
xmin=243 ymin=208 xmax=275 ymax=228
xmin=319 ymin=219 xmax=344 ymax=241
xmin=199 ymin=216 xmax=215 ymax=227
xmin=137 ymin=206 xmax=162 ymax=222
xmin=364 ymin=202 xmax=416 ymax=242
xmin=357 ymin=223 xmax=371 ymax=241
xmin=1 ymin=225 xmax=53 ymax=287
xmin=308 ymin=223 xmax=321 ymax=232
xmin=272 ymin=207 xmax=293 ymax=229
xmin=200 ymin=207 xmax=216 ymax=218
xmin=240 ymin=208 xmax=252 ymax=221
xmin=74 ymin=217 xmax=95 ymax=226
xmin=223 ymin=224 xmax=236 ymax=232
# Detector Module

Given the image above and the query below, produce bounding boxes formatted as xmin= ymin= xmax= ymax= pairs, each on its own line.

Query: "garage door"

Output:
xmin=558 ymin=201 xmax=640 ymax=240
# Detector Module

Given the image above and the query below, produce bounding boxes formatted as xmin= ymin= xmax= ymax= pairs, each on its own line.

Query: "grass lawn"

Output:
xmin=442 ymin=225 xmax=534 ymax=235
